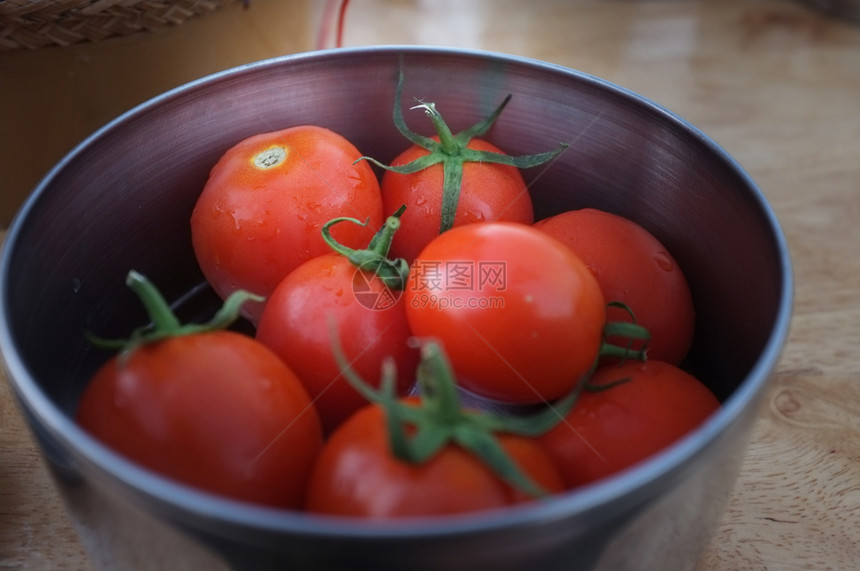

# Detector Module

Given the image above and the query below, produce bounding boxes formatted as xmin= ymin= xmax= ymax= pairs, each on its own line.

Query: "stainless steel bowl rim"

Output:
xmin=0 ymin=45 xmax=794 ymax=540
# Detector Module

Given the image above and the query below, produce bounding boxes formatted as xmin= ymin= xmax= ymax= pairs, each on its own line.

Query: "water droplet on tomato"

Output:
xmin=654 ymin=251 xmax=674 ymax=272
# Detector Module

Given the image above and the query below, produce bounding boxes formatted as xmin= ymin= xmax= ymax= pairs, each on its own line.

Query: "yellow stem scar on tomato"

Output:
xmin=253 ymin=146 xmax=287 ymax=169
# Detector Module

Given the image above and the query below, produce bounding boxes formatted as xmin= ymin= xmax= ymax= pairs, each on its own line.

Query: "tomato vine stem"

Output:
xmin=86 ymin=270 xmax=262 ymax=363
xmin=330 ymin=327 xmax=581 ymax=499
xmin=597 ymin=301 xmax=652 ymax=364
xmin=320 ymin=205 xmax=410 ymax=290
xmin=356 ymin=71 xmax=570 ymax=234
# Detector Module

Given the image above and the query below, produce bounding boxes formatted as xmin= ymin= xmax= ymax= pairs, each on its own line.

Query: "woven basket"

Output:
xmin=0 ymin=0 xmax=234 ymax=52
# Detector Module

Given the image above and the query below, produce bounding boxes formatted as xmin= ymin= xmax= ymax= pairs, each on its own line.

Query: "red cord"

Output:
xmin=317 ymin=0 xmax=350 ymax=50
xmin=335 ymin=0 xmax=349 ymax=48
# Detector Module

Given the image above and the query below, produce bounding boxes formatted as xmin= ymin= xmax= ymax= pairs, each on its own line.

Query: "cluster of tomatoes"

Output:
xmin=75 ymin=76 xmax=720 ymax=519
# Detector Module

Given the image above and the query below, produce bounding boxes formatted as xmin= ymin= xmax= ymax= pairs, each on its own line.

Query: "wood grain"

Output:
xmin=0 ymin=371 xmax=90 ymax=568
xmin=2 ymin=0 xmax=860 ymax=569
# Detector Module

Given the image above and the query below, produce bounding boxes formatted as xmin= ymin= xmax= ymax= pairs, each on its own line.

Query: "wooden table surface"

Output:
xmin=2 ymin=0 xmax=860 ymax=569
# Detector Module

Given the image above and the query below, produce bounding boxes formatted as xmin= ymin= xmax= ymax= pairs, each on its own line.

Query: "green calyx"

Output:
xmin=321 ymin=204 xmax=410 ymax=290
xmin=87 ymin=270 xmax=262 ymax=362
xmin=357 ymin=71 xmax=570 ymax=234
xmin=332 ymin=333 xmax=580 ymax=499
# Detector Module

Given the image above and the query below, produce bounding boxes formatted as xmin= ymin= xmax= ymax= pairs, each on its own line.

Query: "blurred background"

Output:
xmin=2 ymin=0 xmax=855 ymax=224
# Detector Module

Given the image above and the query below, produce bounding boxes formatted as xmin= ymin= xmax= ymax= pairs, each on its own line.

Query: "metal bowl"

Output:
xmin=0 ymin=46 xmax=792 ymax=570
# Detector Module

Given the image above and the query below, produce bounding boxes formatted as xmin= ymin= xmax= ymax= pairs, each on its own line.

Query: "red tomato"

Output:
xmin=534 ymin=208 xmax=695 ymax=365
xmin=76 ymin=331 xmax=323 ymax=509
xmin=190 ymin=125 xmax=384 ymax=323
xmin=304 ymin=401 xmax=565 ymax=518
xmin=256 ymin=252 xmax=418 ymax=434
xmin=405 ymin=222 xmax=606 ymax=404
xmin=381 ymin=136 xmax=534 ymax=263
xmin=539 ymin=360 xmax=720 ymax=489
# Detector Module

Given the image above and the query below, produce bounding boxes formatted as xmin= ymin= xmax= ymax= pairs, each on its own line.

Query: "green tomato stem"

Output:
xmin=597 ymin=301 xmax=652 ymax=363
xmin=454 ymin=425 xmax=548 ymax=499
xmin=126 ymin=270 xmax=182 ymax=333
xmin=414 ymin=341 xmax=463 ymax=426
xmin=320 ymin=207 xmax=410 ymax=290
xmin=87 ymin=270 xmax=262 ymax=362
xmin=329 ymin=327 xmax=578 ymax=499
xmin=412 ymin=101 xmax=458 ymax=155
xmin=439 ymin=158 xmax=465 ymax=236
xmin=356 ymin=70 xmax=569 ymax=235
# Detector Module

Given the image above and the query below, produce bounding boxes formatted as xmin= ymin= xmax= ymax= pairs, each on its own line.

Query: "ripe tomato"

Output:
xmin=76 ymin=331 xmax=323 ymax=509
xmin=255 ymin=251 xmax=418 ymax=434
xmin=360 ymin=74 xmax=567 ymax=264
xmin=190 ymin=125 xmax=384 ymax=323
xmin=380 ymin=136 xmax=535 ymax=263
xmin=534 ymin=208 xmax=695 ymax=365
xmin=304 ymin=401 xmax=565 ymax=518
xmin=404 ymin=221 xmax=606 ymax=404
xmin=539 ymin=360 xmax=720 ymax=489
